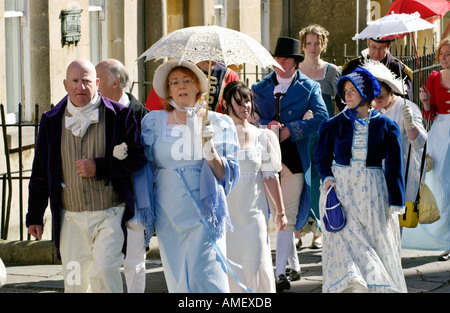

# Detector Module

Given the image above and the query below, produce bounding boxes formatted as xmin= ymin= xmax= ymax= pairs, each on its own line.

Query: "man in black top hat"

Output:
xmin=252 ymin=36 xmax=328 ymax=292
xmin=336 ymin=37 xmax=413 ymax=111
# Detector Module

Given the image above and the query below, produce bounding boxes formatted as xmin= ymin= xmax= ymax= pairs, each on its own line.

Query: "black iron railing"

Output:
xmin=0 ymin=103 xmax=40 ymax=240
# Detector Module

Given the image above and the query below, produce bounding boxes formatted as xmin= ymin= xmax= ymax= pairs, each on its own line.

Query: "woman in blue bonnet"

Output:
xmin=314 ymin=67 xmax=407 ymax=293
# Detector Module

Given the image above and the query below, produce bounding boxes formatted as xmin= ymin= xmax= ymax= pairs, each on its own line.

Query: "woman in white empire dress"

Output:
xmin=412 ymin=38 xmax=450 ymax=261
xmin=223 ymin=81 xmax=287 ymax=293
xmin=363 ymin=60 xmax=427 ymax=206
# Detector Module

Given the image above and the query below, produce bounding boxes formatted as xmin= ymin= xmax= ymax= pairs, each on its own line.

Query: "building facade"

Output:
xmin=1 ymin=0 xmax=448 ymax=123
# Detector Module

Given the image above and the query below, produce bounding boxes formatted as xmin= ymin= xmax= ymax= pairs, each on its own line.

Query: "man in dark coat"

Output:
xmin=26 ymin=59 xmax=147 ymax=292
xmin=96 ymin=59 xmax=149 ymax=293
xmin=336 ymin=37 xmax=413 ymax=111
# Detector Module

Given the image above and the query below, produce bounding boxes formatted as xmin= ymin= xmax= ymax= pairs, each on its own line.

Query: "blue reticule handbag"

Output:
xmin=323 ymin=185 xmax=346 ymax=233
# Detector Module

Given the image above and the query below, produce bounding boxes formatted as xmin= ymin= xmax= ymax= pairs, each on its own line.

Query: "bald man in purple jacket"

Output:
xmin=26 ymin=59 xmax=147 ymax=292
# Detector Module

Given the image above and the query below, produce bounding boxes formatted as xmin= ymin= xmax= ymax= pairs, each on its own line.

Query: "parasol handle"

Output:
xmin=202 ymin=17 xmax=215 ymax=147
xmin=203 ymin=60 xmax=213 ymax=147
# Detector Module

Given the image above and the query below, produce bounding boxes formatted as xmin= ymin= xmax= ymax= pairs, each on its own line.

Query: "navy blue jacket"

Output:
xmin=314 ymin=108 xmax=405 ymax=207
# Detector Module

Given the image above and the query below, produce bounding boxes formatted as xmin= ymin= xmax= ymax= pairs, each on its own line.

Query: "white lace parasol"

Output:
xmin=352 ymin=12 xmax=433 ymax=40
xmin=138 ymin=25 xmax=282 ymax=70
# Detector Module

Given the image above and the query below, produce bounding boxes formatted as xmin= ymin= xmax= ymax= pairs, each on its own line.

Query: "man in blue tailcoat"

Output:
xmin=252 ymin=37 xmax=328 ymax=292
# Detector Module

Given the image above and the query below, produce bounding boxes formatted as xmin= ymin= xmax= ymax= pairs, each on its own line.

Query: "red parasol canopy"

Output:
xmin=383 ymin=0 xmax=450 ymax=40
xmin=387 ymin=0 xmax=450 ymax=23
xmin=380 ymin=0 xmax=450 ymax=40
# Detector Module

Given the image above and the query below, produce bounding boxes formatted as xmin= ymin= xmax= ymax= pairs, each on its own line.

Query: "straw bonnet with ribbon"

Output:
xmin=361 ymin=59 xmax=408 ymax=96
xmin=336 ymin=67 xmax=381 ymax=127
xmin=153 ymin=60 xmax=208 ymax=100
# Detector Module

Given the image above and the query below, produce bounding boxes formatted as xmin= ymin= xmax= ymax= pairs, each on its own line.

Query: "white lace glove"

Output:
xmin=113 ymin=142 xmax=128 ymax=160
xmin=402 ymin=103 xmax=415 ymax=130
xmin=202 ymin=119 xmax=215 ymax=159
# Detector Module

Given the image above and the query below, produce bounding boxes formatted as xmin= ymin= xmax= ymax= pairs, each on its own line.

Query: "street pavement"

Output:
xmin=1 ymin=232 xmax=449 ymax=294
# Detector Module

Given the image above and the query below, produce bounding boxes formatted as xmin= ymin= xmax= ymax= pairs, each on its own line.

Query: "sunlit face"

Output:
xmin=367 ymin=39 xmax=390 ymax=61
xmin=439 ymin=44 xmax=450 ymax=69
xmin=229 ymin=91 xmax=252 ymax=121
xmin=168 ymin=69 xmax=200 ymax=109
xmin=274 ymin=57 xmax=298 ymax=78
xmin=303 ymin=33 xmax=322 ymax=58
xmin=343 ymin=80 xmax=363 ymax=109
xmin=64 ymin=62 xmax=99 ymax=107
xmin=373 ymin=84 xmax=392 ymax=111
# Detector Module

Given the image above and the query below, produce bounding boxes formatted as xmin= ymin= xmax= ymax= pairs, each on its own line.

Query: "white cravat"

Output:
xmin=118 ymin=91 xmax=130 ymax=108
xmin=274 ymin=73 xmax=296 ymax=95
xmin=65 ymin=94 xmax=100 ymax=138
xmin=169 ymin=99 xmax=206 ymax=160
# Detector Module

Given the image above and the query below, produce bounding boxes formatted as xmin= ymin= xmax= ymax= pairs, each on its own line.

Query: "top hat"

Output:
xmin=273 ymin=37 xmax=305 ymax=62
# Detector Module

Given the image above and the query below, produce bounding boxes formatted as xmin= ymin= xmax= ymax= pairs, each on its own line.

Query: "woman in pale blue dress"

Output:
xmin=136 ymin=61 xmax=240 ymax=293
xmin=315 ymin=67 xmax=407 ymax=293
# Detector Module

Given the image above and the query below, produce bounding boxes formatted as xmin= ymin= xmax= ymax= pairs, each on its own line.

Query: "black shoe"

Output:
xmin=288 ymin=269 xmax=301 ymax=281
xmin=438 ymin=251 xmax=450 ymax=261
xmin=276 ymin=274 xmax=291 ymax=293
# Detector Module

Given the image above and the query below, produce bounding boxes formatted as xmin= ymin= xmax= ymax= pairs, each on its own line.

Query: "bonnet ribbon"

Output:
xmin=347 ymin=99 xmax=367 ymax=129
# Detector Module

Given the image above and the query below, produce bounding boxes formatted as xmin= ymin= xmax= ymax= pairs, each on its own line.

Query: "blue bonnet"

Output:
xmin=337 ymin=67 xmax=381 ymax=103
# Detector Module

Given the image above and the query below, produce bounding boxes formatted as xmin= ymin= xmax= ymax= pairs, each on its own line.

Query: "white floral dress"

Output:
xmin=319 ymin=119 xmax=407 ymax=293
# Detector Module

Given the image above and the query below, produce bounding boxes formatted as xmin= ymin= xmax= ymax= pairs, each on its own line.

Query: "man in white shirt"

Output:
xmin=96 ymin=59 xmax=149 ymax=293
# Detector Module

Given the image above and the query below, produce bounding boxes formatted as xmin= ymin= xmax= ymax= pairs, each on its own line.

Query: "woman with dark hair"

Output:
xmin=223 ymin=81 xmax=286 ymax=293
xmin=315 ymin=67 xmax=407 ymax=293
xmin=252 ymin=36 xmax=328 ymax=292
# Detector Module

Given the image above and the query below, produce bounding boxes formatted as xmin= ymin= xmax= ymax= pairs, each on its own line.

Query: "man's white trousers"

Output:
xmin=60 ymin=204 xmax=125 ymax=293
